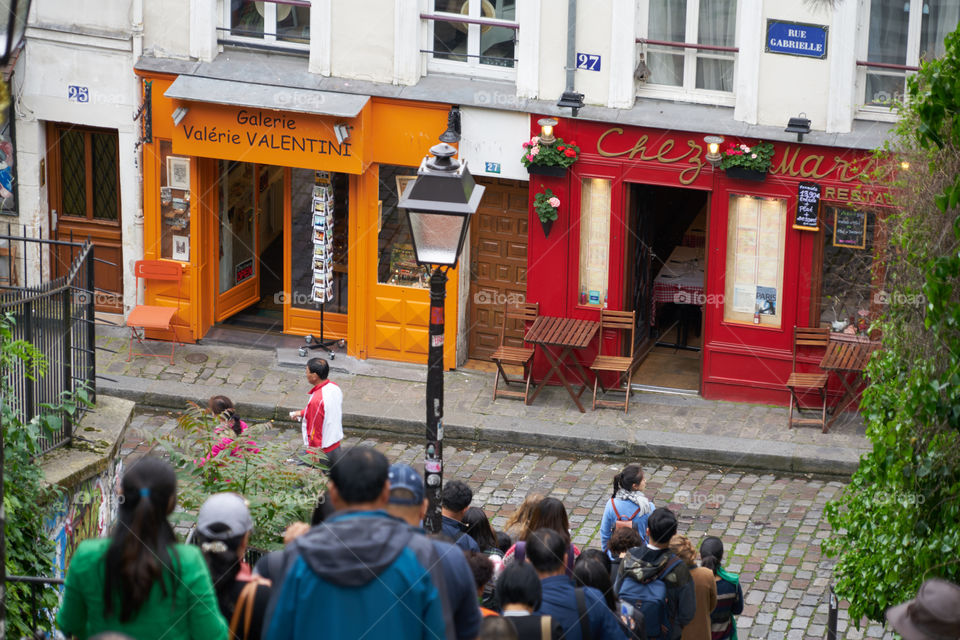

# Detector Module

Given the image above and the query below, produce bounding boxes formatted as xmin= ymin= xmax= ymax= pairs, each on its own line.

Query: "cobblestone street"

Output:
xmin=124 ymin=409 xmax=892 ymax=640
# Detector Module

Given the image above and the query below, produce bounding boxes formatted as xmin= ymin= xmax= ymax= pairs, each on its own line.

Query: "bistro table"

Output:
xmin=819 ymin=332 xmax=880 ymax=429
xmin=681 ymin=209 xmax=707 ymax=248
xmin=651 ymin=245 xmax=705 ymax=350
xmin=525 ymin=315 xmax=600 ymax=413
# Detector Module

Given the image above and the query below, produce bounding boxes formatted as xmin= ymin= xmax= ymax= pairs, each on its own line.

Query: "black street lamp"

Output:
xmin=0 ymin=1 xmax=33 ymax=632
xmin=398 ymin=142 xmax=484 ymax=534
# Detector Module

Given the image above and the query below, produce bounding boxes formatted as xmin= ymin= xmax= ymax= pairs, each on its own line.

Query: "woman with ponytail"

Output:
xmin=699 ymin=536 xmax=743 ymax=640
xmin=57 ymin=457 xmax=227 ymax=639
xmin=599 ymin=464 xmax=655 ymax=560
xmin=199 ymin=396 xmax=259 ymax=466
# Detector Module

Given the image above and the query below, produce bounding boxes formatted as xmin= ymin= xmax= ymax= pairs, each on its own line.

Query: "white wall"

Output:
xmin=143 ymin=0 xmax=191 ymax=59
xmin=459 ymin=107 xmax=530 ymax=182
xmin=34 ymin=0 xmax=134 ymax=34
xmin=571 ymin=0 xmax=612 ymax=107
xmin=537 ymin=2 xmax=568 ymax=101
xmin=755 ymin=1 xmax=834 ymax=131
xmin=330 ymin=0 xmax=395 ymax=83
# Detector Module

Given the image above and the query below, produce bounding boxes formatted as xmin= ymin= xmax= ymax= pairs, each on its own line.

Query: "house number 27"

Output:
xmin=576 ymin=53 xmax=601 ymax=71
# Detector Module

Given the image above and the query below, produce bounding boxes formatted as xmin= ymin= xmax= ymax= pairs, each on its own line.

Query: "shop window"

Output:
xmin=54 ymin=126 xmax=120 ymax=222
xmin=814 ymin=206 xmax=878 ymax=332
xmin=290 ymin=167 xmax=349 ymax=314
xmin=637 ymin=0 xmax=738 ymax=98
xmin=578 ymin=178 xmax=612 ymax=308
xmin=378 ymin=164 xmax=430 ymax=288
xmin=158 ymin=141 xmax=192 ymax=262
xmin=723 ymin=194 xmax=785 ymax=327
xmin=858 ymin=0 xmax=958 ymax=113
xmin=218 ymin=160 xmax=255 ymax=292
xmin=221 ymin=0 xmax=311 ymax=48
xmin=426 ymin=0 xmax=518 ymax=79
xmin=0 ymin=98 xmax=15 ymax=216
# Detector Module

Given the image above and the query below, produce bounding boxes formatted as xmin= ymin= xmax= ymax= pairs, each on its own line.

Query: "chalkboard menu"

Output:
xmin=794 ymin=182 xmax=820 ymax=230
xmin=833 ymin=208 xmax=867 ymax=249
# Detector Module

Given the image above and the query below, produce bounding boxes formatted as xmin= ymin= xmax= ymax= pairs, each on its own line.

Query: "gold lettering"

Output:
xmin=596 ymin=128 xmax=631 ymax=157
xmin=679 ymin=141 xmax=704 ymax=185
xmin=824 ymin=187 xmax=836 ymax=199
xmin=851 ymin=190 xmax=863 ymax=202
xmin=771 ymin=146 xmax=802 ymax=176
xmin=837 ymin=188 xmax=849 ymax=201
xmin=641 ymin=138 xmax=674 ymax=162
xmin=799 ymin=154 xmax=833 ymax=179
xmin=595 ymin=127 xmax=703 ymax=184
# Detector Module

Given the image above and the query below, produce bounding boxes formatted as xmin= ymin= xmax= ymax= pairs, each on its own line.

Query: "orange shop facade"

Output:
xmin=137 ymin=72 xmax=459 ymax=368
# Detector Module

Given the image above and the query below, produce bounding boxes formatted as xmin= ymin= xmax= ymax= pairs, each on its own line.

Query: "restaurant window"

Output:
xmin=158 ymin=141 xmax=191 ymax=262
xmin=578 ymin=178 xmax=612 ymax=308
xmin=221 ymin=0 xmax=311 ymax=48
xmin=858 ymin=0 xmax=959 ymax=111
xmin=378 ymin=164 xmax=430 ymax=288
xmin=814 ymin=206 xmax=877 ymax=332
xmin=723 ymin=194 xmax=785 ymax=328
xmin=427 ymin=0 xmax=518 ymax=79
xmin=290 ymin=167 xmax=349 ymax=314
xmin=637 ymin=0 xmax=737 ymax=97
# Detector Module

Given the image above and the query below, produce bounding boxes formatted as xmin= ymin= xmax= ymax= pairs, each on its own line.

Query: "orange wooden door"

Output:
xmin=214 ymin=160 xmax=260 ymax=321
xmin=468 ymin=178 xmax=529 ymax=360
xmin=47 ymin=124 xmax=123 ymax=312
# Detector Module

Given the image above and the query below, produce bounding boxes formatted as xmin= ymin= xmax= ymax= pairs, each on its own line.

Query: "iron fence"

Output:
xmin=0 ymin=225 xmax=97 ymax=452
xmin=4 ymin=575 xmax=64 ymax=637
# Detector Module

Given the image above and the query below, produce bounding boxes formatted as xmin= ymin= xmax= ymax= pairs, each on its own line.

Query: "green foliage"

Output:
xmin=718 ymin=141 xmax=774 ymax=172
xmin=532 ymin=187 xmax=560 ymax=223
xmin=1 ymin=312 xmax=88 ymax=637
xmin=824 ymin=27 xmax=960 ymax=625
xmin=521 ymin=136 xmax=580 ymax=168
xmin=155 ymin=403 xmax=326 ymax=551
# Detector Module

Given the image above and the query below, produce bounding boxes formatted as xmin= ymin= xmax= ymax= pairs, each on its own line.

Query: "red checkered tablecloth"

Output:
xmin=650 ymin=246 xmax=705 ymax=325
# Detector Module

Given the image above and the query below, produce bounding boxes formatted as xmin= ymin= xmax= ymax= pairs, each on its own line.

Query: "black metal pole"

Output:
xmin=423 ymin=266 xmax=447 ymax=534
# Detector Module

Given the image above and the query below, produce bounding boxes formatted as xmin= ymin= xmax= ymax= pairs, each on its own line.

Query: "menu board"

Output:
xmin=832 ymin=208 xmax=867 ymax=249
xmin=793 ymin=182 xmax=820 ymax=231
xmin=311 ymin=171 xmax=335 ymax=303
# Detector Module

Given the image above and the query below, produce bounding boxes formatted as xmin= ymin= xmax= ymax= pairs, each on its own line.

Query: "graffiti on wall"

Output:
xmin=44 ymin=458 xmax=124 ymax=577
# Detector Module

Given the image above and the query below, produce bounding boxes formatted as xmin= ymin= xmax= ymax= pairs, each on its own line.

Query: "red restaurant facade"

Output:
xmin=523 ymin=117 xmax=889 ymax=406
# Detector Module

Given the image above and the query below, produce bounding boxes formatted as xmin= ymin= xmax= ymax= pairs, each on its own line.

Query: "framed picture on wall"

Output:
xmin=166 ymin=156 xmax=191 ymax=190
xmin=171 ymin=235 xmax=189 ymax=262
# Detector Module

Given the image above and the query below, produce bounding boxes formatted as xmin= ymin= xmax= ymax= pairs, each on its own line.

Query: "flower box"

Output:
xmin=527 ymin=164 xmax=567 ymax=177
xmin=724 ymin=166 xmax=767 ymax=182
xmin=540 ymin=218 xmax=555 ymax=237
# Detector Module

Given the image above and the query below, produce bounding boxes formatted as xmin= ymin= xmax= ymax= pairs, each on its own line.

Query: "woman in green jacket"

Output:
xmin=57 ymin=457 xmax=227 ymax=640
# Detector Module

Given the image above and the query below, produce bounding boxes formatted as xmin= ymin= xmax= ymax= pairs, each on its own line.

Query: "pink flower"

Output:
xmin=531 ymin=136 xmax=540 ymax=145
xmin=522 ymin=142 xmax=530 ymax=148
xmin=548 ymin=197 xmax=560 ymax=208
xmin=740 ymin=144 xmax=750 ymax=152
xmin=526 ymin=153 xmax=534 ymax=162
xmin=751 ymin=153 xmax=757 ymax=159
xmin=530 ymin=146 xmax=540 ymax=156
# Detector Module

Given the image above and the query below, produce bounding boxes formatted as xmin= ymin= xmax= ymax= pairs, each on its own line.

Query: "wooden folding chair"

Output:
xmin=127 ymin=260 xmax=183 ymax=364
xmin=785 ymin=326 xmax=830 ymax=432
xmin=590 ymin=309 xmax=637 ymax=413
xmin=490 ymin=301 xmax=539 ymax=404
xmin=0 ymin=242 xmax=17 ymax=286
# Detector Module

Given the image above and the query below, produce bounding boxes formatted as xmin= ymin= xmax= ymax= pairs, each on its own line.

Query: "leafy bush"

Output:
xmin=155 ymin=403 xmax=326 ymax=551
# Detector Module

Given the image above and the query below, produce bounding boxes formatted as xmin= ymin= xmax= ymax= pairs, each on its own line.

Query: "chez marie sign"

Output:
xmin=593 ymin=127 xmax=892 ymax=206
xmin=170 ymin=101 xmax=366 ymax=174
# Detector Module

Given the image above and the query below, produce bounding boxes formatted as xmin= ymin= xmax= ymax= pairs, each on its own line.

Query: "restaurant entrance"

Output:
xmin=627 ymin=182 xmax=708 ymax=391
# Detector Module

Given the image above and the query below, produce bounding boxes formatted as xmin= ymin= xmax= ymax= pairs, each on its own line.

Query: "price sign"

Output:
xmin=794 ymin=182 xmax=820 ymax=230
xmin=832 ymin=208 xmax=867 ymax=249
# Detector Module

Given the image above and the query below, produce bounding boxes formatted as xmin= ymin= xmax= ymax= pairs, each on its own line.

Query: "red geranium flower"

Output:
xmin=564 ymin=148 xmax=576 ymax=158
xmin=557 ymin=145 xmax=566 ymax=151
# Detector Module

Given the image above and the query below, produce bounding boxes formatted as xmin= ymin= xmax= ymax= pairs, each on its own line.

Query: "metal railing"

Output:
xmin=5 ymin=575 xmax=64 ymax=637
xmin=0 ymin=224 xmax=97 ymax=452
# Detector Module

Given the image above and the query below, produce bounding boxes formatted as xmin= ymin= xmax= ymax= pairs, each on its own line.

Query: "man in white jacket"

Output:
xmin=290 ymin=357 xmax=343 ymax=470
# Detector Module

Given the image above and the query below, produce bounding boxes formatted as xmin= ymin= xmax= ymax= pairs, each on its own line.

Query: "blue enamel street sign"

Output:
xmin=766 ymin=20 xmax=828 ymax=59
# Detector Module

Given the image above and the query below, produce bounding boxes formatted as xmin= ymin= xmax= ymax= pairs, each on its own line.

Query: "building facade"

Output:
xmin=10 ymin=0 xmax=957 ymax=399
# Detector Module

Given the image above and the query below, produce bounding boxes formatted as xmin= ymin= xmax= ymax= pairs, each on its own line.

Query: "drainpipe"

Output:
xmin=557 ymin=0 xmax=584 ymax=116
xmin=131 ymin=0 xmax=144 ymax=312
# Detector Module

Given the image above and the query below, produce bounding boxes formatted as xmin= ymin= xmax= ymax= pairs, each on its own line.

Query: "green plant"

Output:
xmin=521 ymin=136 xmax=580 ymax=168
xmin=823 ymin=28 xmax=960 ymax=625
xmin=533 ymin=188 xmax=560 ymax=223
xmin=1 ymin=312 xmax=91 ymax=637
xmin=718 ymin=141 xmax=774 ymax=172
xmin=155 ymin=403 xmax=327 ymax=551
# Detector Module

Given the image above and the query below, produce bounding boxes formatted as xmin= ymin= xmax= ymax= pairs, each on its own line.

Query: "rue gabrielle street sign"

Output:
xmin=766 ymin=20 xmax=828 ymax=59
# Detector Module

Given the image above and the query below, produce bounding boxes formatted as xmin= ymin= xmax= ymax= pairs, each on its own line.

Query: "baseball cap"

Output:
xmin=388 ymin=463 xmax=425 ymax=505
xmin=886 ymin=579 xmax=960 ymax=640
xmin=197 ymin=492 xmax=253 ymax=539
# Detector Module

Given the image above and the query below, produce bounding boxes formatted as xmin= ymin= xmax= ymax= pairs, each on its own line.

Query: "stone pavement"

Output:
xmin=97 ymin=323 xmax=871 ymax=475
xmin=122 ymin=409 xmax=893 ymax=640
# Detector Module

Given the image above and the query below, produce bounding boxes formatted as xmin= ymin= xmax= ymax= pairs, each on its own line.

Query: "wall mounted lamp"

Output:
xmin=538 ymin=117 xmax=558 ymax=146
xmin=171 ymin=107 xmax=189 ymax=126
xmin=704 ymin=135 xmax=725 ymax=166
xmin=785 ymin=114 xmax=811 ymax=142
xmin=438 ymin=105 xmax=461 ymax=144
xmin=900 ymin=161 xmax=910 ymax=171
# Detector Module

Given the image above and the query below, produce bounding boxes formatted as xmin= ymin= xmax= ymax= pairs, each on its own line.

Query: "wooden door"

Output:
xmin=625 ymin=183 xmax=654 ymax=360
xmin=214 ymin=160 xmax=260 ymax=321
xmin=467 ymin=178 xmax=529 ymax=360
xmin=47 ymin=124 xmax=123 ymax=312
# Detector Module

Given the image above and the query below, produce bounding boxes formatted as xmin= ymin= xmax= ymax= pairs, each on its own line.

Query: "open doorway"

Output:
xmin=625 ymin=183 xmax=708 ymax=392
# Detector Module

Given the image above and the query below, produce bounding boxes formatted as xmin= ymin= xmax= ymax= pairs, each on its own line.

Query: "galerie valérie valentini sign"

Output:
xmin=170 ymin=100 xmax=366 ymax=174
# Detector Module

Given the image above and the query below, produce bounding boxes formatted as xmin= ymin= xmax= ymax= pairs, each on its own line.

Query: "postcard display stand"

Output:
xmin=303 ymin=171 xmax=338 ymax=358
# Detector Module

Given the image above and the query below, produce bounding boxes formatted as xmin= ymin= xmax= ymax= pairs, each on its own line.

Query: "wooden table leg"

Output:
xmin=826 ymin=371 xmax=862 ymax=428
xmin=526 ymin=344 xmax=562 ymax=405
xmin=536 ymin=345 xmax=588 ymax=412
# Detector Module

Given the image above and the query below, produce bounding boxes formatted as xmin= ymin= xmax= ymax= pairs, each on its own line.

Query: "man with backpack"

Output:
xmin=615 ymin=508 xmax=695 ymax=640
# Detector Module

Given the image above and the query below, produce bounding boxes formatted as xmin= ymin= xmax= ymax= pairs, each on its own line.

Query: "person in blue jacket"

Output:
xmin=528 ymin=528 xmax=629 ymax=640
xmin=600 ymin=464 xmax=655 ymax=560
xmin=264 ymin=446 xmax=448 ymax=640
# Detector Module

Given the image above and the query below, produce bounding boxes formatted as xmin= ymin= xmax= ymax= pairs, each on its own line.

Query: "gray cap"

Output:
xmin=197 ymin=492 xmax=253 ymax=539
xmin=388 ymin=463 xmax=425 ymax=505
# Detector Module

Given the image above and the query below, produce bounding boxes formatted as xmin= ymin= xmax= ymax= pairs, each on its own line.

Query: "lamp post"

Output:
xmin=398 ymin=142 xmax=484 ymax=533
xmin=0 ymin=1 xmax=34 ymax=633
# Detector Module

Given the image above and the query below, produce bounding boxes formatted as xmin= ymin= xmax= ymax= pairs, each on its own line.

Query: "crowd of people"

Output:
xmin=53 ymin=359 xmax=960 ymax=639
xmin=57 ymin=446 xmax=749 ymax=640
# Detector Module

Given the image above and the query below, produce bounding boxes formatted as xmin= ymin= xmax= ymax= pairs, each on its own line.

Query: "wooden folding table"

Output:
xmin=819 ymin=334 xmax=880 ymax=429
xmin=525 ymin=316 xmax=600 ymax=413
